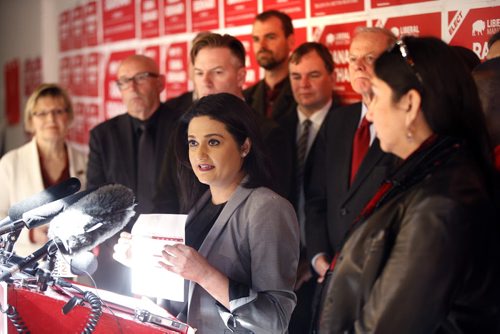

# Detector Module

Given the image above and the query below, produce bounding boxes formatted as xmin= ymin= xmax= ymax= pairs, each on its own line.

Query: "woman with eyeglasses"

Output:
xmin=0 ymin=83 xmax=87 ymax=257
xmin=314 ymin=36 xmax=499 ymax=333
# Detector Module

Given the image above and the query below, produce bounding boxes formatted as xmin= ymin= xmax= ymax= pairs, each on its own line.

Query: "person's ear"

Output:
xmin=157 ymin=74 xmax=166 ymax=93
xmin=237 ymin=67 xmax=247 ymax=89
xmin=287 ymin=33 xmax=295 ymax=51
xmin=404 ymin=89 xmax=422 ymax=129
xmin=240 ymin=138 xmax=252 ymax=158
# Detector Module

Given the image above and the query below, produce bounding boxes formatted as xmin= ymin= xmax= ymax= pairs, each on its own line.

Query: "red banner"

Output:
xmin=263 ymin=0 xmax=306 ymax=19
xmin=314 ymin=22 xmax=365 ymax=105
xmin=59 ymin=57 xmax=72 ymax=94
xmin=102 ymin=0 xmax=136 ymax=43
xmin=104 ymin=50 xmax=136 ymax=120
xmin=84 ymin=1 xmax=99 ymax=46
xmin=165 ymin=42 xmax=189 ymax=99
xmin=191 ymin=0 xmax=219 ymax=32
xmin=4 ymin=60 xmax=21 ymax=125
xmin=71 ymin=55 xmax=84 ymax=96
xmin=84 ymin=53 xmax=101 ymax=97
xmin=72 ymin=5 xmax=84 ymax=49
xmin=238 ymin=35 xmax=260 ymax=88
xmin=163 ymin=0 xmax=187 ymax=35
xmin=224 ymin=0 xmax=257 ymax=28
xmin=141 ymin=0 xmax=161 ymax=38
xmin=59 ymin=10 xmax=72 ymax=51
xmin=68 ymin=102 xmax=86 ymax=144
xmin=448 ymin=7 xmax=500 ymax=60
xmin=84 ymin=103 xmax=102 ymax=143
xmin=24 ymin=57 xmax=42 ymax=98
xmin=374 ymin=12 xmax=441 ymax=39
xmin=311 ymin=0 xmax=364 ymax=17
xmin=371 ymin=0 xmax=437 ymax=8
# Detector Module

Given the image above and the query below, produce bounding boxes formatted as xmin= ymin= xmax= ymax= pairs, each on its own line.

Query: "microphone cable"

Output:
xmin=0 ymin=304 xmax=29 ymax=334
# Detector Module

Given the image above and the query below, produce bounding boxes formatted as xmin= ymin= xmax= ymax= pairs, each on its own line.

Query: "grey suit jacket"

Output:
xmin=185 ymin=185 xmax=300 ymax=333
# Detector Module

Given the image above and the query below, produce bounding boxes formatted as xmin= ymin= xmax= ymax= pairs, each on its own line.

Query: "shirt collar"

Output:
xmin=297 ymin=99 xmax=333 ymax=127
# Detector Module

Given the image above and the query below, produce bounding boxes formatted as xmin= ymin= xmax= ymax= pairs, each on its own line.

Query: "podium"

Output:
xmin=0 ymin=282 xmax=191 ymax=333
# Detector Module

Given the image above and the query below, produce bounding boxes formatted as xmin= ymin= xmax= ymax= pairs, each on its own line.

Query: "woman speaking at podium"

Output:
xmin=114 ymin=93 xmax=300 ymax=333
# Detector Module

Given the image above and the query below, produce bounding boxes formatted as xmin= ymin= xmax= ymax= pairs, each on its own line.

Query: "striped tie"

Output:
xmin=296 ymin=119 xmax=312 ymax=195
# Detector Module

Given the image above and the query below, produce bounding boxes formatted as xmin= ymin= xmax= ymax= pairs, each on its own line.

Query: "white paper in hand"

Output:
xmin=131 ymin=214 xmax=187 ymax=302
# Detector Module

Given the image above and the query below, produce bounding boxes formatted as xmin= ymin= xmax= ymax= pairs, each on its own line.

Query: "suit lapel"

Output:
xmin=186 ymin=185 xmax=253 ymax=307
xmin=116 ymin=115 xmax=136 ymax=189
xmin=346 ymin=139 xmax=386 ymax=199
xmin=329 ymin=103 xmax=362 ymax=197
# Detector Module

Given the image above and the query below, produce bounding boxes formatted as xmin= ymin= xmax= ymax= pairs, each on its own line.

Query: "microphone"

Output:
xmin=52 ymin=251 xmax=98 ymax=277
xmin=0 ymin=188 xmax=94 ymax=236
xmin=0 ymin=177 xmax=81 ymax=230
xmin=69 ymin=251 xmax=98 ymax=276
xmin=48 ymin=184 xmax=136 ymax=255
xmin=0 ymin=184 xmax=135 ymax=281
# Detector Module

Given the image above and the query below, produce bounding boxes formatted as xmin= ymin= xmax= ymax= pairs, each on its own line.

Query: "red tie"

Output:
xmin=350 ymin=116 xmax=370 ymax=185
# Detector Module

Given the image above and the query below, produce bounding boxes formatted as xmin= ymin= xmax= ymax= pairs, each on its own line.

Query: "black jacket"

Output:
xmin=317 ymin=137 xmax=500 ymax=333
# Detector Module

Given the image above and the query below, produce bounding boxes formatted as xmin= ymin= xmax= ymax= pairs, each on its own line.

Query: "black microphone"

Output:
xmin=0 ymin=184 xmax=135 ymax=281
xmin=0 ymin=177 xmax=81 ymax=230
xmin=48 ymin=183 xmax=136 ymax=255
xmin=0 ymin=188 xmax=94 ymax=236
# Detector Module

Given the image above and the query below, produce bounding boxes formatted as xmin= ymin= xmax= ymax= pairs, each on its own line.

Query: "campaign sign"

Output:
xmin=163 ymin=0 xmax=187 ymax=35
xmin=102 ymin=0 xmax=136 ymax=43
xmin=313 ymin=21 xmax=365 ymax=105
xmin=448 ymin=8 xmax=500 ymax=60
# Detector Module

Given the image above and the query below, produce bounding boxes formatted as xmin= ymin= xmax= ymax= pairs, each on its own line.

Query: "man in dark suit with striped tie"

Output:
xmin=279 ymin=42 xmax=338 ymax=334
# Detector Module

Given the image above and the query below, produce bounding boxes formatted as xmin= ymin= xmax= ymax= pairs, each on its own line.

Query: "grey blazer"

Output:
xmin=185 ymin=185 xmax=300 ymax=333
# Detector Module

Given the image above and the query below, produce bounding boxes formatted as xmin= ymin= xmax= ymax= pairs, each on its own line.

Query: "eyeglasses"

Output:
xmin=116 ymin=72 xmax=160 ymax=90
xmin=32 ymin=109 xmax=68 ymax=118
xmin=392 ymin=39 xmax=423 ymax=85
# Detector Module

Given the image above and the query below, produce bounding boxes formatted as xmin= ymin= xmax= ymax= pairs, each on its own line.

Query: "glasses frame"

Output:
xmin=116 ymin=71 xmax=160 ymax=90
xmin=31 ymin=108 xmax=68 ymax=118
xmin=393 ymin=39 xmax=424 ymax=85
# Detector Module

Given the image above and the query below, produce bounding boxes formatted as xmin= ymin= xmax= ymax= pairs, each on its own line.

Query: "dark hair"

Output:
xmin=375 ymin=36 xmax=493 ymax=176
xmin=289 ymin=42 xmax=334 ymax=73
xmin=255 ymin=10 xmax=294 ymax=37
xmin=451 ymin=45 xmax=481 ymax=72
xmin=174 ymin=93 xmax=272 ymax=211
xmin=190 ymin=33 xmax=246 ymax=67
xmin=488 ymin=31 xmax=500 ymax=49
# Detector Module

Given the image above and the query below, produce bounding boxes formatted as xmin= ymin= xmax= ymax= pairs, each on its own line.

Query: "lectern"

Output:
xmin=0 ymin=282 xmax=191 ymax=333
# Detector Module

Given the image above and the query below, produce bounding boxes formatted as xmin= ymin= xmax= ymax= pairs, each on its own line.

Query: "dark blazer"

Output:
xmin=87 ymin=102 xmax=181 ymax=214
xmin=305 ymin=102 xmax=399 ymax=260
xmin=318 ymin=138 xmax=500 ymax=333
xmin=276 ymin=102 xmax=336 ymax=210
xmin=243 ymin=78 xmax=296 ymax=122
xmin=87 ymin=103 xmax=181 ymax=295
xmin=164 ymin=91 xmax=194 ymax=114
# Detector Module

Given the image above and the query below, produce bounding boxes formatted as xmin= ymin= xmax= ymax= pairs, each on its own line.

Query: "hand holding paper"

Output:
xmin=128 ymin=214 xmax=188 ymax=302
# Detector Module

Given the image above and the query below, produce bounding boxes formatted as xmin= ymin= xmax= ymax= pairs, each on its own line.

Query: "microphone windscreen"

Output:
xmin=8 ymin=177 xmax=81 ymax=221
xmin=70 ymin=251 xmax=98 ymax=276
xmin=22 ymin=188 xmax=95 ymax=229
xmin=49 ymin=184 xmax=136 ymax=254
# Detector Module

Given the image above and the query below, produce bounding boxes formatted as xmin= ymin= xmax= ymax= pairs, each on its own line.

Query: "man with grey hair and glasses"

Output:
xmin=87 ymin=54 xmax=182 ymax=295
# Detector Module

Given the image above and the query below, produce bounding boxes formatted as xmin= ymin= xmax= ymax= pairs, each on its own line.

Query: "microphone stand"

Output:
xmin=4 ymin=228 xmax=22 ymax=254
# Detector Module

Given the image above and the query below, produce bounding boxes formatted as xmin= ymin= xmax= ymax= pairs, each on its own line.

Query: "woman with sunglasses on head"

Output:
xmin=114 ymin=93 xmax=300 ymax=333
xmin=0 ymin=83 xmax=87 ymax=257
xmin=314 ymin=36 xmax=499 ymax=333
